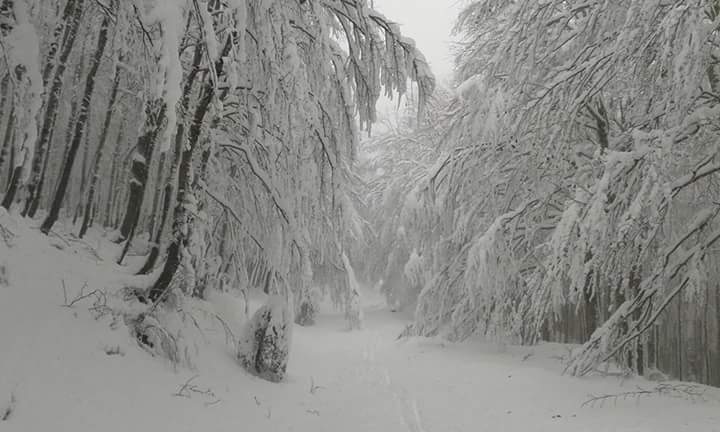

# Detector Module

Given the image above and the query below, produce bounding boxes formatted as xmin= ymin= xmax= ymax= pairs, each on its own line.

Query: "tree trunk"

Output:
xmin=0 ymin=105 xmax=14 ymax=189
xmin=148 ymin=36 xmax=232 ymax=303
xmin=137 ymin=183 xmax=171 ymax=275
xmin=115 ymin=100 xmax=167 ymax=242
xmin=79 ymin=61 xmax=121 ymax=238
xmin=73 ymin=131 xmax=91 ymax=225
xmin=146 ymin=153 xmax=166 ymax=235
xmin=29 ymin=57 xmax=85 ymax=218
xmin=23 ymin=0 xmax=83 ymax=217
xmin=104 ymin=126 xmax=123 ymax=228
xmin=41 ymin=13 xmax=111 ymax=234
xmin=0 ymin=73 xmax=9 ymax=132
xmin=1 ymin=166 xmax=21 ymax=210
xmin=118 ymin=223 xmax=136 ymax=265
xmin=1 ymin=74 xmax=20 ymax=209
xmin=137 ymin=43 xmax=204 ymax=274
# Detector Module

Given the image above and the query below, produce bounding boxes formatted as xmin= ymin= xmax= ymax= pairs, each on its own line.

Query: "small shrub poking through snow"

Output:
xmin=2 ymin=393 xmax=16 ymax=421
xmin=295 ymin=294 xmax=318 ymax=327
xmin=104 ymin=345 xmax=125 ymax=356
xmin=237 ymin=295 xmax=292 ymax=382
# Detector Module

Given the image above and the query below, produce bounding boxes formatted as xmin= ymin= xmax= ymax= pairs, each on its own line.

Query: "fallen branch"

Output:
xmin=582 ymin=383 xmax=706 ymax=408
xmin=62 ymin=280 xmax=106 ymax=308
xmin=1 ymin=393 xmax=15 ymax=421
xmin=173 ymin=375 xmax=222 ymax=406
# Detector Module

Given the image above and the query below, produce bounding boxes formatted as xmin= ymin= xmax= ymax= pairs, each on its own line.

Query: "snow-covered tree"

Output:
xmin=362 ymin=0 xmax=720 ymax=386
xmin=0 ymin=0 xmax=434 ymax=366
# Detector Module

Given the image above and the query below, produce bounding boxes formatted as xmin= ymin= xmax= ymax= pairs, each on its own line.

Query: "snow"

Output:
xmin=199 ymin=4 xmax=220 ymax=62
xmin=456 ymin=74 xmax=483 ymax=102
xmin=1 ymin=214 xmax=719 ymax=431
xmin=147 ymin=0 xmax=184 ymax=153
xmin=4 ymin=0 xmax=43 ymax=179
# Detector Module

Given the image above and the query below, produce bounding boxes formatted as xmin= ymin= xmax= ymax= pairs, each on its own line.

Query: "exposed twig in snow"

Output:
xmin=582 ymin=383 xmax=706 ymax=408
xmin=46 ymin=230 xmax=71 ymax=248
xmin=309 ymin=377 xmax=325 ymax=395
xmin=103 ymin=345 xmax=124 ymax=356
xmin=61 ymin=281 xmax=104 ymax=308
xmin=1 ymin=393 xmax=15 ymax=421
xmin=173 ymin=375 xmax=200 ymax=398
xmin=0 ymin=223 xmax=14 ymax=246
xmin=172 ymin=375 xmax=221 ymax=406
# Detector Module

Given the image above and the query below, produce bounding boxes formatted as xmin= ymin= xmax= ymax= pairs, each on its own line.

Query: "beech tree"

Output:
xmin=1 ymin=0 xmax=42 ymax=210
xmin=0 ymin=0 xmax=433 ymax=341
xmin=360 ymin=0 xmax=720 ymax=386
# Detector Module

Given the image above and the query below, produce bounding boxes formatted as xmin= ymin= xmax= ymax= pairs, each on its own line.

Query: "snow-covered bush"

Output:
xmin=237 ymin=295 xmax=293 ymax=383
xmin=121 ymin=290 xmax=203 ymax=369
xmin=357 ymin=0 xmax=720 ymax=385
xmin=295 ymin=291 xmax=319 ymax=327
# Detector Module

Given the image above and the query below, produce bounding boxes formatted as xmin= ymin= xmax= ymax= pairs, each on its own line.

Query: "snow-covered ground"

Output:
xmin=1 ymin=212 xmax=719 ymax=432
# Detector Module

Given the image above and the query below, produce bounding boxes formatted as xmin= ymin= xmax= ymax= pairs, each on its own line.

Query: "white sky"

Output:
xmin=372 ymin=0 xmax=461 ymax=82
xmin=370 ymin=0 xmax=461 ymax=125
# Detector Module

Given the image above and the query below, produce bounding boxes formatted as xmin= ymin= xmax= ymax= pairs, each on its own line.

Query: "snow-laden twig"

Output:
xmin=582 ymin=383 xmax=706 ymax=407
xmin=1 ymin=392 xmax=15 ymax=421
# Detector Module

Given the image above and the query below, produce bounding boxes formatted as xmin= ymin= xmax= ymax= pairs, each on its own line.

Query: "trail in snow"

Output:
xmin=1 ymin=215 xmax=719 ymax=431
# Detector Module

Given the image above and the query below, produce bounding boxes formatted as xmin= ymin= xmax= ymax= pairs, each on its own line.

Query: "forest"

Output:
xmin=1 ymin=0 xmax=720 ymax=431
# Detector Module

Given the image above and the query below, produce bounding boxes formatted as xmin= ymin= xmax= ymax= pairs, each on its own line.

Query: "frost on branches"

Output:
xmin=0 ymin=0 xmax=434 ymax=380
xmin=1 ymin=0 xmax=42 ymax=184
xmin=358 ymin=1 xmax=720 ymax=386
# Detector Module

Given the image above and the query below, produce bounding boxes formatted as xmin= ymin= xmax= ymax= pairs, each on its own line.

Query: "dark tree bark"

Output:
xmin=41 ymin=13 xmax=111 ymax=234
xmin=23 ymin=0 xmax=83 ymax=217
xmin=103 ymin=126 xmax=123 ymax=228
xmin=115 ymin=100 xmax=167 ymax=242
xmin=0 ymin=103 xmax=13 ymax=188
xmin=27 ymin=97 xmax=75 ymax=218
xmin=1 ymin=66 xmax=26 ymax=210
xmin=6 ymin=144 xmax=15 ymax=189
xmin=137 ymin=43 xmax=204 ymax=275
xmin=73 ymin=130 xmax=91 ymax=225
xmin=148 ymin=36 xmax=232 ymax=302
xmin=1 ymin=166 xmax=21 ymax=210
xmin=146 ymin=153 xmax=166 ymax=236
xmin=0 ymin=73 xmax=9 ymax=127
xmin=117 ymin=223 xmax=136 ymax=265
xmin=137 ymin=183 xmax=170 ymax=275
xmin=79 ymin=60 xmax=121 ymax=238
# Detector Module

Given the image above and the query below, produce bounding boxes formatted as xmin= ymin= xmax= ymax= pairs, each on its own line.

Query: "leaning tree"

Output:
xmin=367 ymin=0 xmax=720 ymax=385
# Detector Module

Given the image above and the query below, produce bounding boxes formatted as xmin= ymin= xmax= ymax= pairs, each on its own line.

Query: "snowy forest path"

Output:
xmin=293 ymin=307 xmax=720 ymax=432
xmin=0 ymin=218 xmax=719 ymax=432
